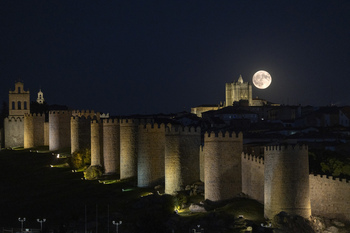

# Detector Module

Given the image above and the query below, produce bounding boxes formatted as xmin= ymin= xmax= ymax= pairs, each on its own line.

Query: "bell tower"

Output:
xmin=37 ymin=89 xmax=45 ymax=104
xmin=9 ymin=81 xmax=30 ymax=116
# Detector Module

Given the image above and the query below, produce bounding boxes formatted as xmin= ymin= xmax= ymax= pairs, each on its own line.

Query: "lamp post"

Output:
xmin=18 ymin=217 xmax=26 ymax=233
xmin=37 ymin=218 xmax=46 ymax=232
xmin=112 ymin=220 xmax=122 ymax=233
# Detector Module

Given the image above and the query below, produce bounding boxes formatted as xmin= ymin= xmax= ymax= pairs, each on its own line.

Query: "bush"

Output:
xmin=84 ymin=165 xmax=103 ymax=180
xmin=69 ymin=148 xmax=91 ymax=169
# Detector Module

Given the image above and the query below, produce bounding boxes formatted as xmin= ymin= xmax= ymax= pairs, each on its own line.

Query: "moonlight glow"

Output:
xmin=252 ymin=70 xmax=272 ymax=89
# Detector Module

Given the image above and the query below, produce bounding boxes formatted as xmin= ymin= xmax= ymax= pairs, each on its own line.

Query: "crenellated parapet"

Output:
xmin=165 ymin=124 xmax=201 ymax=136
xmin=5 ymin=116 xmax=24 ymax=122
xmin=103 ymin=118 xmax=119 ymax=125
xmin=265 ymin=144 xmax=308 ymax=152
xmin=204 ymin=130 xmax=243 ymax=142
xmin=242 ymin=153 xmax=264 ymax=164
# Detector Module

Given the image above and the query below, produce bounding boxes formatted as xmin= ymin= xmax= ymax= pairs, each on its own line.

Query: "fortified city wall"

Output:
xmin=165 ymin=125 xmax=201 ymax=194
xmin=309 ymin=174 xmax=350 ymax=221
xmin=203 ymin=131 xmax=243 ymax=201
xmin=90 ymin=119 xmax=103 ymax=167
xmin=137 ymin=122 xmax=166 ymax=188
xmin=241 ymin=153 xmax=264 ymax=203
xmin=4 ymin=116 xmax=24 ymax=148
xmin=264 ymin=145 xmax=311 ymax=219
xmin=102 ymin=118 xmax=120 ymax=174
xmin=24 ymin=113 xmax=45 ymax=148
xmin=119 ymin=119 xmax=140 ymax=179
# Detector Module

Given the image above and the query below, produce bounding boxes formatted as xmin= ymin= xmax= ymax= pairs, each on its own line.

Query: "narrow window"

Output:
xmin=18 ymin=87 xmax=21 ymax=93
xmin=24 ymin=101 xmax=27 ymax=110
xmin=12 ymin=101 xmax=15 ymax=110
xmin=18 ymin=101 xmax=21 ymax=110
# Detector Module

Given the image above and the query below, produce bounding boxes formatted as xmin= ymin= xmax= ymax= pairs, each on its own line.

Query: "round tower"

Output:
xmin=119 ymin=119 xmax=139 ymax=179
xmin=49 ymin=110 xmax=72 ymax=151
xmin=137 ymin=122 xmax=166 ymax=187
xmin=165 ymin=125 xmax=201 ymax=194
xmin=70 ymin=115 xmax=92 ymax=154
xmin=264 ymin=144 xmax=311 ymax=219
xmin=204 ymin=131 xmax=243 ymax=201
xmin=24 ymin=114 xmax=34 ymax=148
xmin=24 ymin=113 xmax=45 ymax=148
xmin=102 ymin=118 xmax=120 ymax=175
xmin=90 ymin=119 xmax=103 ymax=166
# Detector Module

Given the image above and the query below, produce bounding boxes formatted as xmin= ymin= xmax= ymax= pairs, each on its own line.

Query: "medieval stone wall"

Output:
xmin=119 ymin=119 xmax=139 ymax=179
xmin=71 ymin=116 xmax=92 ymax=154
xmin=309 ymin=174 xmax=350 ymax=221
xmin=137 ymin=123 xmax=166 ymax=188
xmin=102 ymin=118 xmax=120 ymax=174
xmin=199 ymin=145 xmax=204 ymax=182
xmin=264 ymin=145 xmax=311 ymax=219
xmin=4 ymin=116 xmax=24 ymax=148
xmin=49 ymin=110 xmax=72 ymax=151
xmin=204 ymin=131 xmax=243 ymax=201
xmin=24 ymin=113 xmax=45 ymax=148
xmin=241 ymin=153 xmax=264 ymax=203
xmin=165 ymin=125 xmax=201 ymax=194
xmin=91 ymin=119 xmax=103 ymax=166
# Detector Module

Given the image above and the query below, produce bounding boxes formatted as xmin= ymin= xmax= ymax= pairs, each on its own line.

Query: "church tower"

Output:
xmin=9 ymin=81 xmax=30 ymax=116
xmin=37 ymin=89 xmax=45 ymax=104
xmin=225 ymin=75 xmax=252 ymax=106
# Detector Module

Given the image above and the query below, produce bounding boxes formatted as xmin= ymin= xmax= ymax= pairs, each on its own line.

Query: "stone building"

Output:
xmin=225 ymin=75 xmax=252 ymax=106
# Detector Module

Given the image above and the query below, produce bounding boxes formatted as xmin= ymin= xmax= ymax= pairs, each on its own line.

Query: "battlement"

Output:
xmin=24 ymin=113 xmax=45 ymax=118
xmin=139 ymin=122 xmax=166 ymax=131
xmin=265 ymin=144 xmax=308 ymax=152
xmin=120 ymin=118 xmax=140 ymax=125
xmin=5 ymin=116 xmax=24 ymax=122
xmin=49 ymin=110 xmax=72 ymax=115
xmin=310 ymin=174 xmax=350 ymax=184
xmin=91 ymin=119 xmax=102 ymax=124
xmin=100 ymin=113 xmax=110 ymax=118
xmin=102 ymin=118 xmax=120 ymax=125
xmin=71 ymin=110 xmax=97 ymax=117
xmin=242 ymin=153 xmax=264 ymax=164
xmin=204 ymin=130 xmax=243 ymax=141
xmin=166 ymin=125 xmax=201 ymax=135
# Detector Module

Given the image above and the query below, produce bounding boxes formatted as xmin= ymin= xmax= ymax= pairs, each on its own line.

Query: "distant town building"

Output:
xmin=225 ymin=75 xmax=252 ymax=106
xmin=37 ymin=89 xmax=45 ymax=104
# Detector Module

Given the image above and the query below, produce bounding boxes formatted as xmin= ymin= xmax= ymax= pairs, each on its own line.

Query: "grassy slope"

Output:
xmin=0 ymin=148 xmax=265 ymax=233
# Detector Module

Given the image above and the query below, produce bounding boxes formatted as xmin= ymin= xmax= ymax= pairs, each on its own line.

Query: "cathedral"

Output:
xmin=225 ymin=75 xmax=252 ymax=106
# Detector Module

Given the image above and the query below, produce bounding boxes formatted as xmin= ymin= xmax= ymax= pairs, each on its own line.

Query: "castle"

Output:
xmin=2 ymin=81 xmax=350 ymax=222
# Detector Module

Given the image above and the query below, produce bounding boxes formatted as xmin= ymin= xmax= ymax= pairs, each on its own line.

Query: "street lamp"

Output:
xmin=37 ymin=218 xmax=46 ymax=231
xmin=18 ymin=217 xmax=26 ymax=232
xmin=112 ymin=220 xmax=122 ymax=233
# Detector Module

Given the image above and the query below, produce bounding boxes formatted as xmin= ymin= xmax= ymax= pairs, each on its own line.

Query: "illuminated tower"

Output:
xmin=90 ymin=119 xmax=103 ymax=166
xmin=120 ymin=119 xmax=139 ymax=179
xmin=37 ymin=89 xmax=44 ymax=104
xmin=204 ymin=131 xmax=243 ymax=201
xmin=4 ymin=81 xmax=30 ymax=147
xmin=264 ymin=144 xmax=311 ymax=219
xmin=225 ymin=75 xmax=252 ymax=106
xmin=137 ymin=122 xmax=166 ymax=187
xmin=165 ymin=125 xmax=201 ymax=194
xmin=102 ymin=118 xmax=120 ymax=175
xmin=49 ymin=110 xmax=72 ymax=151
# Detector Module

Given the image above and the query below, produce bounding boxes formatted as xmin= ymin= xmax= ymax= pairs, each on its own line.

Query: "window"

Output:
xmin=18 ymin=87 xmax=21 ymax=93
xmin=24 ymin=101 xmax=27 ymax=110
xmin=18 ymin=101 xmax=21 ymax=110
xmin=12 ymin=101 xmax=15 ymax=110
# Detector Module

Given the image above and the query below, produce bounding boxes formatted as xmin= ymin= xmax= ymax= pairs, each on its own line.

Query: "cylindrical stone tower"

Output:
xmin=102 ymin=118 xmax=120 ymax=175
xmin=264 ymin=144 xmax=311 ymax=219
xmin=204 ymin=131 xmax=243 ymax=201
xmin=49 ymin=110 xmax=72 ymax=151
xmin=119 ymin=119 xmax=139 ymax=179
xmin=165 ymin=125 xmax=201 ymax=194
xmin=70 ymin=116 xmax=92 ymax=154
xmin=24 ymin=113 xmax=35 ymax=148
xmin=91 ymin=119 xmax=103 ymax=166
xmin=137 ymin=122 xmax=166 ymax=187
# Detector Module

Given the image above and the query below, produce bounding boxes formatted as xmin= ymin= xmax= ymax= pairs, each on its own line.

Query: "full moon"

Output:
xmin=252 ymin=70 xmax=272 ymax=89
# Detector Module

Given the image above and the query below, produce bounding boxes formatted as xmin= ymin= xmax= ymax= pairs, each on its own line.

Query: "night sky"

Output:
xmin=1 ymin=1 xmax=350 ymax=116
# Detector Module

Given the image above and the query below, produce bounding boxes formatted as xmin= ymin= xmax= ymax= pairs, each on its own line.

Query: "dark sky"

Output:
xmin=1 ymin=1 xmax=350 ymax=116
